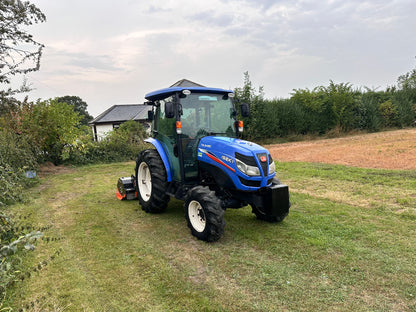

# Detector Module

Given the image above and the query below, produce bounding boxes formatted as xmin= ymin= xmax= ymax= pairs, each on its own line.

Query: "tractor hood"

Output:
xmin=197 ymin=136 xmax=275 ymax=191
xmin=198 ymin=136 xmax=268 ymax=156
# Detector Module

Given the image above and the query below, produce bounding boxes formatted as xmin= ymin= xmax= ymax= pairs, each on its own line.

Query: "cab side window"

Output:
xmin=156 ymin=96 xmax=175 ymax=138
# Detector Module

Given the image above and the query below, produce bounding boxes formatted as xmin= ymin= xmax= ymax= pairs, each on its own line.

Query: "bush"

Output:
xmin=392 ymin=90 xmax=416 ymax=127
xmin=357 ymin=93 xmax=383 ymax=131
xmin=0 ymin=130 xmax=38 ymax=172
xmin=0 ymin=130 xmax=38 ymax=207
xmin=63 ymin=120 xmax=148 ymax=165
xmin=290 ymin=87 xmax=337 ymax=134
xmin=0 ymin=213 xmax=43 ymax=300
xmin=0 ymin=165 xmax=24 ymax=207
xmin=4 ymin=99 xmax=82 ymax=165
xmin=379 ymin=100 xmax=399 ymax=128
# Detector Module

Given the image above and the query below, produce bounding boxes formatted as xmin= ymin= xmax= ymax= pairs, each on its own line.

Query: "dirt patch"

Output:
xmin=266 ymin=128 xmax=416 ymax=170
xmin=38 ymin=162 xmax=75 ymax=177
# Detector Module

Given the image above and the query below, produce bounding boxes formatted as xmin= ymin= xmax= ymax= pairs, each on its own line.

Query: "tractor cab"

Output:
xmin=145 ymin=87 xmax=246 ymax=183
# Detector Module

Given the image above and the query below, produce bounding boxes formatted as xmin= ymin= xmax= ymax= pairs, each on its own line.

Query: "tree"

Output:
xmin=396 ymin=60 xmax=416 ymax=124
xmin=0 ymin=0 xmax=45 ymax=84
xmin=0 ymin=0 xmax=45 ymax=112
xmin=397 ymin=65 xmax=416 ymax=90
xmin=56 ymin=95 xmax=93 ymax=126
xmin=6 ymin=98 xmax=82 ymax=164
xmin=234 ymin=72 xmax=265 ymax=139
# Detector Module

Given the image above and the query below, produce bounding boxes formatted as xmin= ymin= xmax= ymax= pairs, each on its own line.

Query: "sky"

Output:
xmin=17 ymin=0 xmax=416 ymax=117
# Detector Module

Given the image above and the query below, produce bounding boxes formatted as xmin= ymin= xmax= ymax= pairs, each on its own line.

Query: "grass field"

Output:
xmin=4 ymin=158 xmax=415 ymax=311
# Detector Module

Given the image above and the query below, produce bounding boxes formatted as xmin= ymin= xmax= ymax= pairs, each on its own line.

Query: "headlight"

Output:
xmin=236 ymin=159 xmax=260 ymax=176
xmin=269 ymin=161 xmax=276 ymax=174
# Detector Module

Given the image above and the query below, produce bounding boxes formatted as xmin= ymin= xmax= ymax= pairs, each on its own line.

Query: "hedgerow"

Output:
xmin=235 ymin=72 xmax=416 ymax=140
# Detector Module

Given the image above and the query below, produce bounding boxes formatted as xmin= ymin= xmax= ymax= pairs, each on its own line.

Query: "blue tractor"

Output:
xmin=132 ymin=85 xmax=290 ymax=241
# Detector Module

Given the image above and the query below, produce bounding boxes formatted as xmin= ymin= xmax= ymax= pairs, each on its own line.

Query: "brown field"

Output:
xmin=266 ymin=128 xmax=416 ymax=170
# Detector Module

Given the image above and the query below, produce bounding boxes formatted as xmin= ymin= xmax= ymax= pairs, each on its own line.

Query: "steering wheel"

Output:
xmin=196 ymin=128 xmax=211 ymax=138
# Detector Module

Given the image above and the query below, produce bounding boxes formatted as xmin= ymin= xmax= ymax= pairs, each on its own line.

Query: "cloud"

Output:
xmin=25 ymin=0 xmax=416 ymax=117
xmin=188 ymin=10 xmax=234 ymax=28
xmin=63 ymin=52 xmax=122 ymax=72
xmin=146 ymin=4 xmax=172 ymax=14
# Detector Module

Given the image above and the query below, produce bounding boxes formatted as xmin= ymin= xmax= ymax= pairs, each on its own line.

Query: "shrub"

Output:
xmin=392 ymin=90 xmax=416 ymax=127
xmin=0 ymin=130 xmax=38 ymax=207
xmin=325 ymin=81 xmax=361 ymax=131
xmin=379 ymin=100 xmax=399 ymax=128
xmin=357 ymin=93 xmax=383 ymax=131
xmin=0 ymin=213 xmax=43 ymax=300
xmin=0 ymin=130 xmax=38 ymax=172
xmin=0 ymin=165 xmax=24 ymax=207
xmin=4 ymin=99 xmax=82 ymax=165
xmin=289 ymin=87 xmax=337 ymax=134
xmin=63 ymin=120 xmax=148 ymax=165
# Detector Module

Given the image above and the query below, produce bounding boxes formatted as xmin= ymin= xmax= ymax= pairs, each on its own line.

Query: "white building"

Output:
xmin=89 ymin=104 xmax=152 ymax=141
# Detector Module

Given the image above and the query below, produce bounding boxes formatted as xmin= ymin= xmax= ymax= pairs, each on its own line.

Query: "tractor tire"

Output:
xmin=184 ymin=186 xmax=225 ymax=242
xmin=251 ymin=176 xmax=289 ymax=223
xmin=135 ymin=149 xmax=170 ymax=213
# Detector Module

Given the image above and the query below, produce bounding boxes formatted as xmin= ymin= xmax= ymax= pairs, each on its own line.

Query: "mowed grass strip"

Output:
xmin=6 ymin=161 xmax=416 ymax=311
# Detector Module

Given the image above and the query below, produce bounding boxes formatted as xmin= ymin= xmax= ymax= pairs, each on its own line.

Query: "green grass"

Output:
xmin=4 ymin=161 xmax=416 ymax=311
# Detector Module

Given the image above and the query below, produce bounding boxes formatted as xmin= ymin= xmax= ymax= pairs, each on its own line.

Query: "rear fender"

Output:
xmin=144 ymin=138 xmax=173 ymax=182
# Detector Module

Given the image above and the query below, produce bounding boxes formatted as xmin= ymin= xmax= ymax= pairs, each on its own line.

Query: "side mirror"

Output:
xmin=147 ymin=110 xmax=154 ymax=121
xmin=165 ymin=102 xmax=175 ymax=118
xmin=240 ymin=103 xmax=250 ymax=117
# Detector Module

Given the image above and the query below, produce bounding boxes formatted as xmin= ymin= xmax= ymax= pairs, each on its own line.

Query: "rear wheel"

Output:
xmin=135 ymin=149 xmax=169 ymax=213
xmin=184 ymin=186 xmax=225 ymax=242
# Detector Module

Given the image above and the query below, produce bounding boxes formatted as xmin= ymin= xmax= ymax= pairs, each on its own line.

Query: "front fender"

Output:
xmin=144 ymin=138 xmax=172 ymax=182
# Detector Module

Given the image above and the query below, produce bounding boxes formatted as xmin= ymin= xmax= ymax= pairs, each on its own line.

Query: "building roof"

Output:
xmin=170 ymin=79 xmax=205 ymax=88
xmin=146 ymin=79 xmax=232 ymax=101
xmin=89 ymin=104 xmax=152 ymax=125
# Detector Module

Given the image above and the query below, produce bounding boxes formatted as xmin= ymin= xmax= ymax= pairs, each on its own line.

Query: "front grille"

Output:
xmin=238 ymin=176 xmax=261 ymax=187
xmin=256 ymin=153 xmax=268 ymax=176
xmin=235 ymin=152 xmax=257 ymax=166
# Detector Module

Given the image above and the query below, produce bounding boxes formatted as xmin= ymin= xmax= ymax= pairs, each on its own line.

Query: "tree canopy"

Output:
xmin=56 ymin=95 xmax=93 ymax=126
xmin=0 ymin=0 xmax=45 ymax=95
xmin=398 ymin=67 xmax=416 ymax=90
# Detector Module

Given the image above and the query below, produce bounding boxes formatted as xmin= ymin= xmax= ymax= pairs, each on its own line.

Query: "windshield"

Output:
xmin=180 ymin=92 xmax=236 ymax=138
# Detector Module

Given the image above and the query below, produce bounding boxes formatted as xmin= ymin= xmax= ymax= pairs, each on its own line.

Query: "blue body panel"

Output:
xmin=144 ymin=138 xmax=173 ymax=182
xmin=145 ymin=87 xmax=233 ymax=101
xmin=197 ymin=136 xmax=276 ymax=191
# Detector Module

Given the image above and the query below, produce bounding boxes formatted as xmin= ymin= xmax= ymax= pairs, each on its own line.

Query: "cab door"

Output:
xmin=153 ymin=96 xmax=181 ymax=181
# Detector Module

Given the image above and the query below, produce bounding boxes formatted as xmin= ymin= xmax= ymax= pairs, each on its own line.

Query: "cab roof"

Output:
xmin=145 ymin=87 xmax=233 ymax=101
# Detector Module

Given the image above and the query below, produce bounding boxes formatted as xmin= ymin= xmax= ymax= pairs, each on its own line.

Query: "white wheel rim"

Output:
xmin=138 ymin=162 xmax=151 ymax=202
xmin=188 ymin=200 xmax=206 ymax=232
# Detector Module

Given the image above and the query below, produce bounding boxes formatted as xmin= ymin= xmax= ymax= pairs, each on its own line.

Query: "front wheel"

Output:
xmin=251 ymin=204 xmax=288 ymax=223
xmin=184 ymin=186 xmax=225 ymax=242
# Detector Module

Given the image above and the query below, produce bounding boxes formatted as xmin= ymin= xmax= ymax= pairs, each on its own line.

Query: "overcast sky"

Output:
xmin=21 ymin=0 xmax=416 ymax=117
